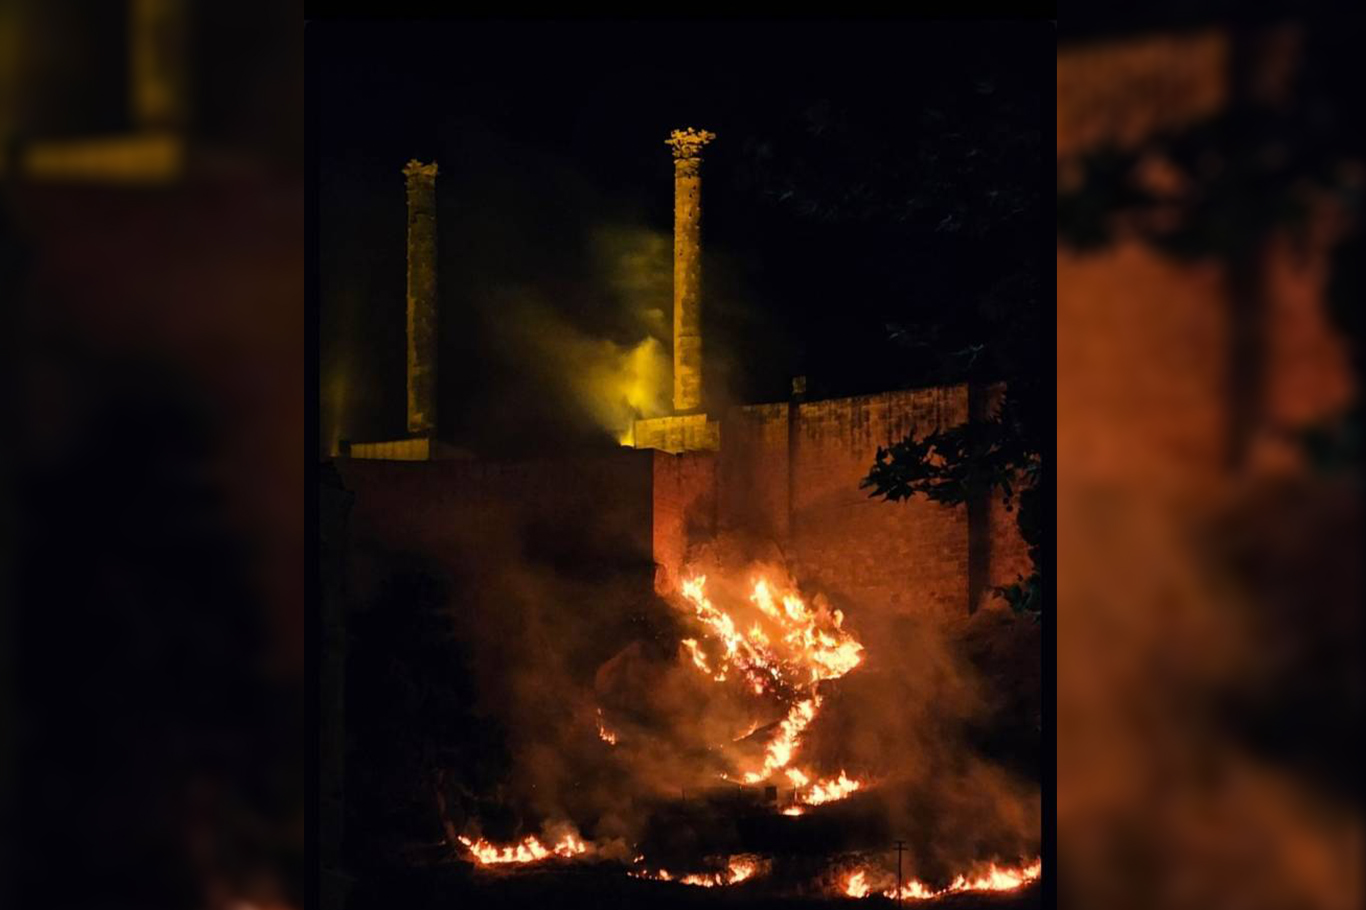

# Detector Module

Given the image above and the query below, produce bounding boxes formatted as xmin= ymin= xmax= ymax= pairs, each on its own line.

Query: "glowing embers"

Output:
xmin=458 ymin=832 xmax=589 ymax=865
xmin=840 ymin=859 xmax=1042 ymax=900
xmin=632 ymin=856 xmax=765 ymax=888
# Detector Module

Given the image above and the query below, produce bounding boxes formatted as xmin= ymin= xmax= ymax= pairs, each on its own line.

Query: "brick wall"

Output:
xmin=786 ymin=388 xmax=972 ymax=619
xmin=649 ymin=386 xmax=1030 ymax=619
xmin=337 ymin=449 xmax=657 ymax=604
xmin=716 ymin=402 xmax=790 ymax=542
xmin=338 ymin=391 xmax=1031 ymax=622
xmin=651 ymin=450 xmax=718 ymax=595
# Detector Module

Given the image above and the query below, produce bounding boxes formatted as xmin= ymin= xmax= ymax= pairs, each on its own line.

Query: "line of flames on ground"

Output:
xmin=455 ymin=834 xmax=1040 ymax=901
xmin=843 ymin=859 xmax=1043 ymax=900
xmin=629 ymin=855 xmax=764 ymax=887
xmin=456 ymin=833 xmax=588 ymax=865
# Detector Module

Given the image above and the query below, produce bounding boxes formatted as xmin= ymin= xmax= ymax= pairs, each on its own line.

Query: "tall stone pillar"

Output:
xmin=129 ymin=0 xmax=188 ymax=131
xmin=403 ymin=159 xmax=438 ymax=436
xmin=666 ymin=128 xmax=714 ymax=413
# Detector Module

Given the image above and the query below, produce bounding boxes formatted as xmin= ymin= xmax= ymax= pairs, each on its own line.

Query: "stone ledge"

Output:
xmin=631 ymin=414 xmax=720 ymax=454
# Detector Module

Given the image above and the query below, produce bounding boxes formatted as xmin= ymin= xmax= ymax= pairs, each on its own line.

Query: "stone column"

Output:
xmin=666 ymin=128 xmax=714 ymax=413
xmin=129 ymin=0 xmax=188 ymax=131
xmin=403 ymin=159 xmax=438 ymax=435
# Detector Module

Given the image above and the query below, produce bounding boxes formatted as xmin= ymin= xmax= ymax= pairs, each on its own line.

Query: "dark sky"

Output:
xmin=316 ymin=19 xmax=1050 ymax=456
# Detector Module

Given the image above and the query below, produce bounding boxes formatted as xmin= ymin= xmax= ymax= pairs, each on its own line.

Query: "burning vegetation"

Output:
xmin=457 ymin=832 xmax=589 ymax=865
xmin=676 ymin=575 xmax=867 ymax=803
xmin=842 ymin=859 xmax=1042 ymax=900
xmin=446 ymin=567 xmax=1040 ymax=900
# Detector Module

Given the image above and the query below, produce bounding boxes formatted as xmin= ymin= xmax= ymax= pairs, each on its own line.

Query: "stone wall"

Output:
xmin=650 ymin=385 xmax=1030 ymax=619
xmin=340 ymin=387 xmax=1031 ymax=623
xmin=337 ymin=448 xmax=657 ymax=606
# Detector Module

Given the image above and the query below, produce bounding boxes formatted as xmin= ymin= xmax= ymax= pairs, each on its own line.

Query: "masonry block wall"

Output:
xmin=716 ymin=402 xmax=791 ymax=542
xmin=651 ymin=385 xmax=1029 ymax=619
xmin=651 ymin=450 xmax=719 ymax=595
xmin=785 ymin=388 xmax=972 ymax=619
xmin=338 ymin=449 xmax=657 ymax=606
xmin=339 ymin=386 xmax=1032 ymax=622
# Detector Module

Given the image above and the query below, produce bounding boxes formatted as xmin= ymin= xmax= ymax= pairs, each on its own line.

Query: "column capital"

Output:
xmin=402 ymin=159 xmax=438 ymax=179
xmin=665 ymin=128 xmax=716 ymax=161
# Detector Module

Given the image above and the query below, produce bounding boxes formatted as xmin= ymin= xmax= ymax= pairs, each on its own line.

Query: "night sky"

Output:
xmin=316 ymin=19 xmax=1049 ymax=456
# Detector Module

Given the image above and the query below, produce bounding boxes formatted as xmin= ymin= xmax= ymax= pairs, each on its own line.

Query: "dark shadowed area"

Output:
xmin=3 ymin=2 xmax=303 ymax=908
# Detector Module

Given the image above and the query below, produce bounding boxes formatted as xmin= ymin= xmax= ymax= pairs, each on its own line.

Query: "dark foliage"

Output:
xmin=736 ymin=27 xmax=1049 ymax=617
xmin=1056 ymin=17 xmax=1365 ymax=472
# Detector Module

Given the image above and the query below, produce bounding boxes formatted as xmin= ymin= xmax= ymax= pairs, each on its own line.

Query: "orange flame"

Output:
xmin=741 ymin=696 xmax=820 ymax=783
xmin=596 ymin=709 xmax=618 ymax=745
xmin=677 ymin=575 xmax=870 ymax=798
xmin=842 ymin=859 xmax=1041 ymax=900
xmin=801 ymin=770 xmax=862 ymax=806
xmin=633 ymin=856 xmax=762 ymax=888
xmin=678 ymin=576 xmax=862 ymax=693
xmin=457 ymin=833 xmax=589 ymax=865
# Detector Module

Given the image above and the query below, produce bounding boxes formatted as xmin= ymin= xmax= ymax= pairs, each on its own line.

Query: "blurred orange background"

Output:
xmin=1058 ymin=16 xmax=1362 ymax=910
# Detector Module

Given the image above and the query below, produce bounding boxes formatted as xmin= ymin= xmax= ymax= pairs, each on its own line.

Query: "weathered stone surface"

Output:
xmin=403 ymin=159 xmax=438 ymax=435
xmin=667 ymin=128 xmax=714 ymax=413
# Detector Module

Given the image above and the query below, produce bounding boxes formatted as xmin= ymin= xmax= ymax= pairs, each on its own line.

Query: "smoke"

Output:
xmin=436 ymin=215 xmax=682 ymax=453
xmin=323 ymin=111 xmax=765 ymax=456
xmin=418 ymin=514 xmax=1039 ymax=881
xmin=487 ymin=295 xmax=670 ymax=446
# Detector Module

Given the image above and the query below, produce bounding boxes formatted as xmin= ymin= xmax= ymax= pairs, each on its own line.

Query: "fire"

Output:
xmin=678 ymin=576 xmax=863 ymax=693
xmin=680 ymin=638 xmax=724 ymax=681
xmin=676 ymin=575 xmax=870 ymax=798
xmin=630 ymin=867 xmax=673 ymax=882
xmin=941 ymin=859 xmax=1043 ymax=893
xmin=801 ymin=770 xmax=861 ymax=806
xmin=741 ymin=696 xmax=820 ymax=782
xmin=633 ymin=856 xmax=762 ymax=888
xmin=842 ymin=859 xmax=1041 ymax=900
xmin=782 ymin=806 xmax=805 ymax=816
xmin=884 ymin=879 xmax=938 ymax=900
xmin=457 ymin=833 xmax=589 ymax=865
xmin=596 ymin=709 xmax=618 ymax=745
xmin=553 ymin=834 xmax=588 ymax=858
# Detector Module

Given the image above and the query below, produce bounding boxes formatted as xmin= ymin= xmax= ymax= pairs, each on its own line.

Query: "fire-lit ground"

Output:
xmin=349 ymin=858 xmax=1043 ymax=910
